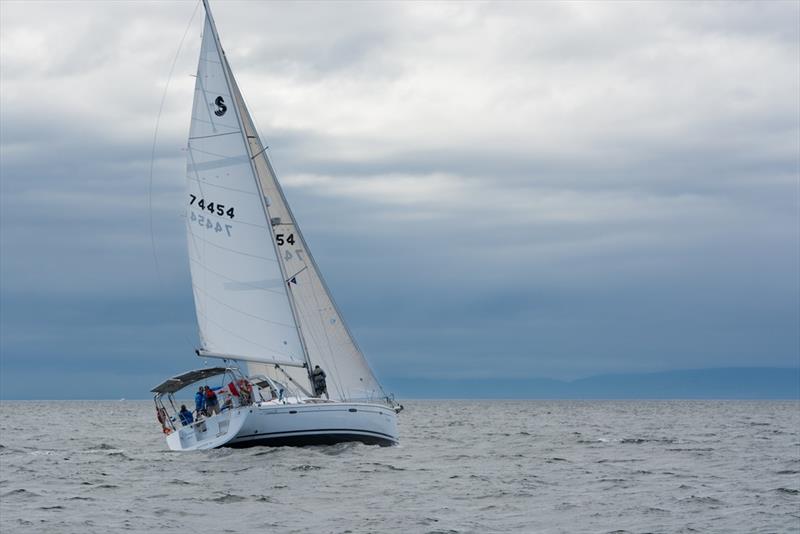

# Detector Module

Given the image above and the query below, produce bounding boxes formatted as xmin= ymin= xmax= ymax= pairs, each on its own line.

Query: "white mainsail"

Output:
xmin=185 ymin=14 xmax=306 ymax=368
xmin=187 ymin=1 xmax=388 ymax=402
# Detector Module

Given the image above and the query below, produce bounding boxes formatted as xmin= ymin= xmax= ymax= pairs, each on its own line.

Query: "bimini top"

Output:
xmin=151 ymin=367 xmax=231 ymax=394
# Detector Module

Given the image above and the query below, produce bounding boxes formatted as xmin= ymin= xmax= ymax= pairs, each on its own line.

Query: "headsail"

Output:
xmin=185 ymin=11 xmax=306 ymax=368
xmin=230 ymin=74 xmax=387 ymax=401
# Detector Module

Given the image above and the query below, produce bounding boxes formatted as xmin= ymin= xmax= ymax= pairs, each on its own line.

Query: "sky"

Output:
xmin=1 ymin=1 xmax=798 ymax=399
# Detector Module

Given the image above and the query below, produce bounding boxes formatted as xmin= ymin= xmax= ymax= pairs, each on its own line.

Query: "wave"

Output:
xmin=679 ymin=495 xmax=724 ymax=506
xmin=87 ymin=443 xmax=118 ymax=451
xmin=208 ymin=492 xmax=247 ymax=503
xmin=290 ymin=464 xmax=322 ymax=471
xmin=2 ymin=488 xmax=40 ymax=498
xmin=620 ymin=438 xmax=677 ymax=444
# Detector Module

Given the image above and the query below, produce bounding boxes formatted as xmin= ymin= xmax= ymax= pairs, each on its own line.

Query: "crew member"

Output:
xmin=237 ymin=379 xmax=252 ymax=405
xmin=178 ymin=404 xmax=194 ymax=426
xmin=312 ymin=365 xmax=328 ymax=399
xmin=156 ymin=406 xmax=171 ymax=434
xmin=204 ymin=386 xmax=220 ymax=415
xmin=195 ymin=386 xmax=206 ymax=417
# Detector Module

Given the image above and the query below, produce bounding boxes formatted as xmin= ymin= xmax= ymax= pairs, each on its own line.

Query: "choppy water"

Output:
xmin=1 ymin=400 xmax=798 ymax=533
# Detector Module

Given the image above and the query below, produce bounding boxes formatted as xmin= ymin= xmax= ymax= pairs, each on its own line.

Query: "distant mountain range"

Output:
xmin=0 ymin=367 xmax=796 ymax=401
xmin=386 ymin=367 xmax=800 ymax=399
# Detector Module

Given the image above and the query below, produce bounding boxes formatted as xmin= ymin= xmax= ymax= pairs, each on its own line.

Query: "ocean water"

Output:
xmin=0 ymin=400 xmax=798 ymax=533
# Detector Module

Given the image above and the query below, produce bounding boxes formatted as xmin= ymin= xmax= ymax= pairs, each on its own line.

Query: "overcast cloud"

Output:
xmin=1 ymin=1 xmax=798 ymax=398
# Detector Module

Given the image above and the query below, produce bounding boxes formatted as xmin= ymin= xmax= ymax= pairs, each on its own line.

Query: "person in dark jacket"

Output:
xmin=312 ymin=365 xmax=328 ymax=399
xmin=195 ymin=386 xmax=206 ymax=417
xmin=205 ymin=386 xmax=220 ymax=415
xmin=179 ymin=405 xmax=194 ymax=426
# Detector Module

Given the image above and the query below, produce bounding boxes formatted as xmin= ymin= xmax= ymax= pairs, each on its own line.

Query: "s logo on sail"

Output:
xmin=214 ymin=96 xmax=227 ymax=117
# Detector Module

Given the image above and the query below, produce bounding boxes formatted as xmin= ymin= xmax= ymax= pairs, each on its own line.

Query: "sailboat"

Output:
xmin=151 ymin=0 xmax=401 ymax=451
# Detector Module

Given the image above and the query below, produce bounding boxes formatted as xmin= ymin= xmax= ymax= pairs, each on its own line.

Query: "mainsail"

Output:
xmin=186 ymin=1 xmax=388 ymax=401
xmin=185 ymin=13 xmax=305 ymax=368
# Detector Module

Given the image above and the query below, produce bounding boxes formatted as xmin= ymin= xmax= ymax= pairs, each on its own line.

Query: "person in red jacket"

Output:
xmin=204 ymin=385 xmax=220 ymax=415
xmin=237 ymin=379 xmax=253 ymax=405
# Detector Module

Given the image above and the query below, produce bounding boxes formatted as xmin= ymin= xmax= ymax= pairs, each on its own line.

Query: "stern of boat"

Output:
xmin=166 ymin=407 xmax=249 ymax=451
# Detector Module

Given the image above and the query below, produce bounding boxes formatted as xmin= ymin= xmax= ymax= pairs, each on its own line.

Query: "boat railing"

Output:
xmin=152 ymin=366 xmax=257 ymax=434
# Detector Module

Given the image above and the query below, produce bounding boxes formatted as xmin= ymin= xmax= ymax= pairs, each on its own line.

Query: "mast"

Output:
xmin=199 ymin=0 xmax=316 ymax=380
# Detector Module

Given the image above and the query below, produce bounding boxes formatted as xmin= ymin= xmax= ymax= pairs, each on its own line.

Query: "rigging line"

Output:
xmin=186 ymin=133 xmax=216 ymax=215
xmin=194 ymin=307 xmax=297 ymax=357
xmin=189 ymin=117 xmax=239 ymax=131
xmin=186 ymin=138 xmax=270 ymax=230
xmin=191 ymin=282 xmax=299 ymax=330
xmin=147 ymin=0 xmax=201 ymax=352
xmin=233 ymin=70 xmax=273 ymax=172
xmin=188 ymin=130 xmax=241 ymax=140
xmin=273 ymin=365 xmax=313 ymax=397
xmin=306 ymin=285 xmax=346 ymax=399
xmin=197 ymin=55 xmax=223 ymax=66
xmin=186 ymin=175 xmax=258 ymax=196
xmin=188 ymin=143 xmax=253 ymax=162
xmin=186 ymin=228 xmax=276 ymax=261
xmin=284 ymin=281 xmax=343 ymax=398
xmin=186 ymin=143 xmax=264 ymax=230
xmin=188 ymin=204 xmax=269 ymax=230
xmin=286 ymin=265 xmax=308 ymax=282
xmin=251 ymin=145 xmax=269 ymax=160
xmin=187 ymin=256 xmax=286 ymax=296
xmin=194 ymin=47 xmax=219 ymax=133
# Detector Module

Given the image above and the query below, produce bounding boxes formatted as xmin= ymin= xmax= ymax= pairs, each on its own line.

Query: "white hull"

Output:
xmin=165 ymin=400 xmax=398 ymax=451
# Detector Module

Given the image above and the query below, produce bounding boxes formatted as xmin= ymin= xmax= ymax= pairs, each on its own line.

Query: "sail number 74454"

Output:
xmin=189 ymin=194 xmax=235 ymax=219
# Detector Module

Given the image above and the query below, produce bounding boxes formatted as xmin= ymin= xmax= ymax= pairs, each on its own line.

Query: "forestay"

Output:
xmin=184 ymin=15 xmax=306 ymax=367
xmin=222 ymin=59 xmax=387 ymax=402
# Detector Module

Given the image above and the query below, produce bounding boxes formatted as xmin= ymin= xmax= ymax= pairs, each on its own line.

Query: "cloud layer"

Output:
xmin=1 ymin=1 xmax=798 ymax=397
